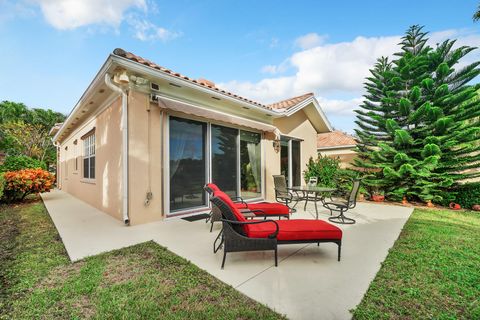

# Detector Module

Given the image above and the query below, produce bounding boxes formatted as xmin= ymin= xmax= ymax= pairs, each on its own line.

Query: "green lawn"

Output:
xmin=0 ymin=198 xmax=284 ymax=320
xmin=353 ymin=208 xmax=480 ymax=319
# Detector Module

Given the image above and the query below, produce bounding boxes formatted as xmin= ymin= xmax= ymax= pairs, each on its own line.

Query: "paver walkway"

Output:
xmin=42 ymin=189 xmax=413 ymax=319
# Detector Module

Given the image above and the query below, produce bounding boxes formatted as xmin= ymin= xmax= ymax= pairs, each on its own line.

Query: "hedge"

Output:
xmin=0 ymin=155 xmax=46 ymax=172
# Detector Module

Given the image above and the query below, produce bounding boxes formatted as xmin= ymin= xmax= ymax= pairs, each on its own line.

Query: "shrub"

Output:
xmin=454 ymin=183 xmax=480 ymax=209
xmin=335 ymin=168 xmax=367 ymax=196
xmin=0 ymin=175 xmax=4 ymax=200
xmin=2 ymin=169 xmax=55 ymax=202
xmin=0 ymin=155 xmax=46 ymax=172
xmin=304 ymin=155 xmax=340 ymax=188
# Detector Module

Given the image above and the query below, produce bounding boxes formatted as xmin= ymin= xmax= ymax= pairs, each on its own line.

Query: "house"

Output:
xmin=51 ymin=48 xmax=333 ymax=225
xmin=317 ymin=131 xmax=357 ymax=168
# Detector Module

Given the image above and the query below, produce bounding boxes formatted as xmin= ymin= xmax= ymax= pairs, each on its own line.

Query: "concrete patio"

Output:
xmin=41 ymin=189 xmax=413 ymax=320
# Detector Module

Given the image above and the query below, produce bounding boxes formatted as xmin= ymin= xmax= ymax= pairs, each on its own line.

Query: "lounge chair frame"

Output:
xmin=211 ymin=196 xmax=341 ymax=269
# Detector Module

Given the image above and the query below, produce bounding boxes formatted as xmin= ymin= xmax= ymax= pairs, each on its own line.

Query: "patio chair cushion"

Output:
xmin=245 ymin=219 xmax=342 ymax=241
xmin=214 ymin=191 xmax=247 ymax=222
xmin=238 ymin=202 xmax=289 ymax=216
xmin=206 ymin=183 xmax=221 ymax=193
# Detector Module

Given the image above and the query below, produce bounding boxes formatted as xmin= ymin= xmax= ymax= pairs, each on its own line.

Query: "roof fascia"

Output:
xmin=317 ymin=144 xmax=357 ymax=150
xmin=284 ymin=96 xmax=333 ymax=132
xmin=111 ymin=55 xmax=281 ymax=117
xmin=53 ymin=57 xmax=113 ymax=142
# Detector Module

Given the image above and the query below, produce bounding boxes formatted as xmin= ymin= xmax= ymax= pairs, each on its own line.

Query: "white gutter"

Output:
xmin=104 ymin=73 xmax=130 ymax=225
xmin=110 ymin=55 xmax=282 ymax=117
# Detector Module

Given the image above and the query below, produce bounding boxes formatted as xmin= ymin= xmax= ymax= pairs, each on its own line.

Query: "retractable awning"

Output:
xmin=156 ymin=96 xmax=281 ymax=139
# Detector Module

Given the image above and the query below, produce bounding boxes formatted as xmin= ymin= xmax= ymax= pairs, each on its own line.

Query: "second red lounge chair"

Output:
xmin=204 ymin=183 xmax=290 ymax=232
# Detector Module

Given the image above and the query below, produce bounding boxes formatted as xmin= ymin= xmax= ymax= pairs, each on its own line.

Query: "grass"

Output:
xmin=353 ymin=208 xmax=480 ymax=319
xmin=0 ymin=198 xmax=285 ymax=319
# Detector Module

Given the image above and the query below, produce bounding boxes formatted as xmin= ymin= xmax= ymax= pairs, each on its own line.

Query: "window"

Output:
xmin=74 ymin=139 xmax=78 ymax=171
xmin=169 ymin=117 xmax=206 ymax=211
xmin=83 ymin=133 xmax=95 ymax=179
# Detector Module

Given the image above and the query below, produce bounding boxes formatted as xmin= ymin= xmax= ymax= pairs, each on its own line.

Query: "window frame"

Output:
xmin=164 ymin=115 xmax=264 ymax=217
xmin=82 ymin=130 xmax=96 ymax=181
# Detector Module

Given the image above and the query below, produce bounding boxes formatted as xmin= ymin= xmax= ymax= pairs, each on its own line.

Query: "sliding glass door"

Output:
xmin=168 ymin=116 xmax=263 ymax=214
xmin=291 ymin=140 xmax=301 ymax=186
xmin=169 ymin=117 xmax=206 ymax=211
xmin=240 ymin=131 xmax=262 ymax=199
xmin=211 ymin=125 xmax=237 ymax=197
xmin=280 ymin=137 xmax=301 ymax=187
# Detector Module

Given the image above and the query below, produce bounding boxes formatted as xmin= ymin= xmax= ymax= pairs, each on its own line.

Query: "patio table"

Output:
xmin=288 ymin=186 xmax=336 ymax=219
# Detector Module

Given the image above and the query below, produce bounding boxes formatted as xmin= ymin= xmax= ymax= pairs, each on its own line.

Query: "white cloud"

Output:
xmin=260 ymin=59 xmax=290 ymax=75
xmin=33 ymin=0 xmax=146 ymax=30
xmin=317 ymin=97 xmax=363 ymax=116
xmin=219 ymin=28 xmax=480 ymax=118
xmin=219 ymin=34 xmax=401 ymax=104
xmin=127 ymin=16 xmax=181 ymax=42
xmin=295 ymin=33 xmax=327 ymax=49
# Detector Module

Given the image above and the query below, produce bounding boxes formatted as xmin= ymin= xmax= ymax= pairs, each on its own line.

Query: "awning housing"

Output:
xmin=156 ymin=96 xmax=280 ymax=139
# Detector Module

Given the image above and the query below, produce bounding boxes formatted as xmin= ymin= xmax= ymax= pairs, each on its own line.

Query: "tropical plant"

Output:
xmin=2 ymin=169 xmax=55 ymax=202
xmin=0 ymin=101 xmax=65 ymax=167
xmin=354 ymin=25 xmax=480 ymax=203
xmin=474 ymin=3 xmax=480 ymax=21
xmin=0 ymin=174 xmax=4 ymax=200
xmin=304 ymin=155 xmax=341 ymax=188
xmin=0 ymin=155 xmax=47 ymax=172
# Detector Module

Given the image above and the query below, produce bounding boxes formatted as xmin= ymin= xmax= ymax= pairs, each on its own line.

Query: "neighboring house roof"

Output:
xmin=317 ymin=131 xmax=357 ymax=149
xmin=268 ymin=93 xmax=314 ymax=110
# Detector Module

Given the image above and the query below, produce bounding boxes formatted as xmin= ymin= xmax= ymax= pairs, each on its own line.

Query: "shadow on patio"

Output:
xmin=42 ymin=189 xmax=413 ymax=320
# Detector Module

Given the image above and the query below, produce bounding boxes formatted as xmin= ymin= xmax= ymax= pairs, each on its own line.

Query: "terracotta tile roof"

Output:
xmin=267 ymin=93 xmax=314 ymax=110
xmin=113 ymin=48 xmax=273 ymax=110
xmin=317 ymin=131 xmax=357 ymax=149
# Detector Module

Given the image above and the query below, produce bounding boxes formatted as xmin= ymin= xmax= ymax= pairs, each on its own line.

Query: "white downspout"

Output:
xmin=51 ymin=139 xmax=61 ymax=189
xmin=105 ymin=73 xmax=130 ymax=225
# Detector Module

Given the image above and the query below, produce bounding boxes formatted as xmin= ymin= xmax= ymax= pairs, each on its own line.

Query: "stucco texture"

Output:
xmin=58 ymin=97 xmax=123 ymax=221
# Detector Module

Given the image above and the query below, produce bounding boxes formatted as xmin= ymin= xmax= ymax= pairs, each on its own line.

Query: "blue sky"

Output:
xmin=1 ymin=0 xmax=480 ymax=133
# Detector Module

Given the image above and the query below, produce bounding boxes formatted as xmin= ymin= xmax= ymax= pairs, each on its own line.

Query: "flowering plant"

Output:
xmin=3 ymin=168 xmax=55 ymax=202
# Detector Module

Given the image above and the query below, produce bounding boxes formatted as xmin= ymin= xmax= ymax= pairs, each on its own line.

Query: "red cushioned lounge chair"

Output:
xmin=211 ymin=190 xmax=342 ymax=268
xmin=204 ymin=183 xmax=290 ymax=232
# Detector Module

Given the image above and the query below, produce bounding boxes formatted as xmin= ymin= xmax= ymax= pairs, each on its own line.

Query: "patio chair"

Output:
xmin=323 ymin=179 xmax=361 ymax=225
xmin=211 ymin=190 xmax=342 ymax=268
xmin=204 ymin=183 xmax=290 ymax=232
xmin=272 ymin=175 xmax=301 ymax=210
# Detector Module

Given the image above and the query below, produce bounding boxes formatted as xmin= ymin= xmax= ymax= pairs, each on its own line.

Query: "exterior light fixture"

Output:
xmin=273 ymin=139 xmax=280 ymax=153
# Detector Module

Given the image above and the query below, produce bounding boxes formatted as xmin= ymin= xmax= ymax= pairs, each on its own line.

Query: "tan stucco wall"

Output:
xmin=263 ymin=132 xmax=281 ymax=202
xmin=319 ymin=148 xmax=358 ymax=168
xmin=127 ymin=91 xmax=163 ymax=225
xmin=58 ymin=96 xmax=123 ymax=221
xmin=265 ymin=110 xmax=320 ymax=201
xmin=58 ymin=90 xmax=326 ymax=224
